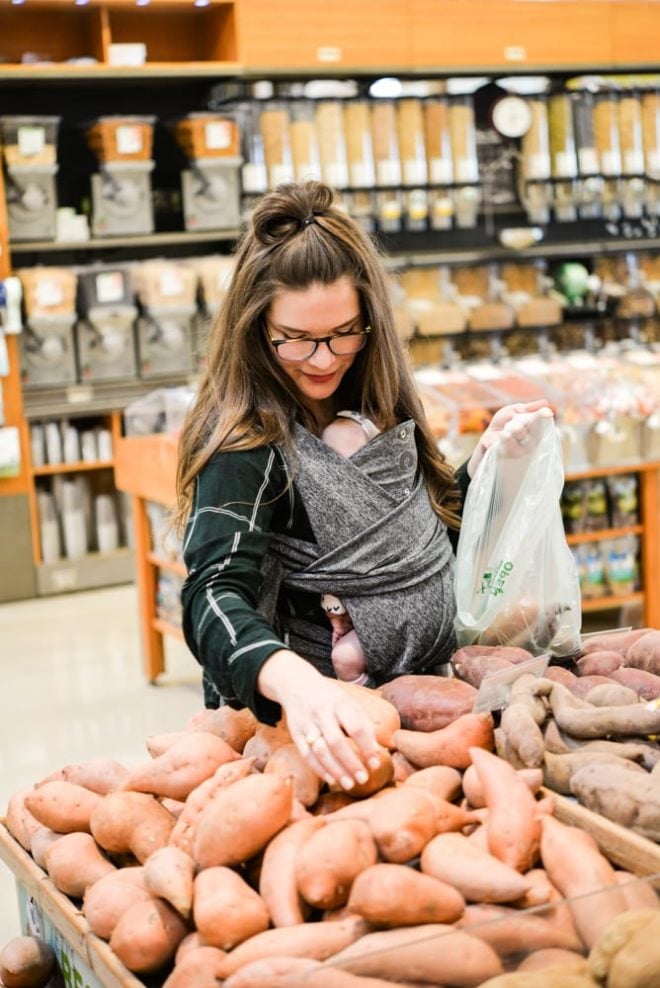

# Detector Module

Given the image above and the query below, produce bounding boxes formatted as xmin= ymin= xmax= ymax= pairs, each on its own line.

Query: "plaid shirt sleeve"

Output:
xmin=181 ymin=445 xmax=293 ymax=724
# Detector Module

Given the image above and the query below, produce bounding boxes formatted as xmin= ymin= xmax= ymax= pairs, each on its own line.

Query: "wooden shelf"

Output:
xmin=31 ymin=459 xmax=114 ymax=477
xmin=566 ymin=461 xmax=660 ymax=482
xmin=0 ymin=61 xmax=242 ymax=81
xmin=566 ymin=524 xmax=644 ymax=546
xmin=581 ymin=592 xmax=645 ymax=613
xmin=152 ymin=616 xmax=184 ymax=640
xmin=10 ymin=230 xmax=240 ymax=254
xmin=148 ymin=552 xmax=186 ymax=578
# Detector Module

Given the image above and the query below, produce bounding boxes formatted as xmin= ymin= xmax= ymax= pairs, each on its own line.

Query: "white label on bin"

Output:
xmin=242 ymin=162 xmax=268 ymax=193
xmin=455 ymin=157 xmax=479 ymax=184
xmin=504 ymin=45 xmax=527 ymax=62
xmin=116 ymin=125 xmax=143 ymax=155
xmin=578 ymin=147 xmax=599 ymax=175
xmin=624 ymin=149 xmax=645 ymax=175
xmin=324 ymin=162 xmax=349 ymax=188
xmin=403 ymin=159 xmax=428 ymax=186
xmin=18 ymin=126 xmax=46 ymax=157
xmin=95 ymin=272 xmax=124 ymax=304
xmin=36 ymin=279 xmax=63 ymax=307
xmin=160 ymin=269 xmax=185 ymax=297
xmin=601 ymin=149 xmax=622 ymax=176
xmin=377 ymin=159 xmax=401 ymax=186
xmin=554 ymin=151 xmax=578 ymax=179
xmin=350 ymin=162 xmax=375 ymax=187
xmin=647 ymin=149 xmax=660 ymax=177
xmin=205 ymin=120 xmax=232 ymax=150
xmin=317 ymin=46 xmax=342 ymax=63
xmin=430 ymin=157 xmax=453 ymax=184
xmin=268 ymin=164 xmax=295 ymax=187
xmin=525 ymin=153 xmax=551 ymax=181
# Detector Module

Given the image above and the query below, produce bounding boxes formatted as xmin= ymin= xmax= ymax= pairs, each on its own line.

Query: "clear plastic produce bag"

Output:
xmin=453 ymin=415 xmax=581 ymax=656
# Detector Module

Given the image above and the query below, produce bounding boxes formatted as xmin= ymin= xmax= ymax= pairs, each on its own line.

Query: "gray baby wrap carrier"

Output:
xmin=261 ymin=420 xmax=457 ymax=680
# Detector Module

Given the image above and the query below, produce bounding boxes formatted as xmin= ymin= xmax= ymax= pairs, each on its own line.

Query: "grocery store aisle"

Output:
xmin=0 ymin=584 xmax=203 ymax=944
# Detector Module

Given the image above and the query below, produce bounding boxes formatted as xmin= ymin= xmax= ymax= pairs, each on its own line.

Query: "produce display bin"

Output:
xmin=0 ymin=824 xmax=144 ymax=988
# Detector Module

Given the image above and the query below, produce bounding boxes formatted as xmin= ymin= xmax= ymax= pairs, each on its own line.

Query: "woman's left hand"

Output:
xmin=467 ymin=400 xmax=554 ymax=479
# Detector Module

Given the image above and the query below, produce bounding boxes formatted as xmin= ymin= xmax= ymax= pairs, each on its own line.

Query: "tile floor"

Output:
xmin=0 ymin=583 xmax=203 ymax=944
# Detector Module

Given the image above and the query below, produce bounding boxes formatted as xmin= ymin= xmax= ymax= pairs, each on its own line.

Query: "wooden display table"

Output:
xmin=115 ymin=432 xmax=660 ymax=683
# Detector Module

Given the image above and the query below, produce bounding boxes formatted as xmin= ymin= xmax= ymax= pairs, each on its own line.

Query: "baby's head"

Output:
xmin=321 ymin=417 xmax=371 ymax=459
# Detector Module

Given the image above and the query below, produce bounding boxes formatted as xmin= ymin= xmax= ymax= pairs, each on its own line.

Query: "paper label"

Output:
xmin=403 ymin=158 xmax=428 ymax=186
xmin=324 ymin=162 xmax=349 ymax=189
xmin=95 ymin=272 xmax=124 ymax=304
xmin=205 ymin=120 xmax=232 ymax=150
xmin=647 ymin=149 xmax=660 ymax=176
xmin=455 ymin=157 xmax=479 ymax=184
xmin=473 ymin=653 xmax=550 ymax=713
xmin=316 ymin=45 xmax=342 ymax=63
xmin=624 ymin=149 xmax=645 ymax=175
xmin=242 ymin=162 xmax=267 ymax=193
xmin=377 ymin=159 xmax=401 ymax=186
xmin=601 ymin=149 xmax=622 ymax=176
xmin=554 ymin=150 xmax=578 ymax=179
xmin=36 ymin=279 xmax=63 ymax=308
xmin=116 ymin=125 xmax=143 ymax=155
xmin=18 ymin=126 xmax=46 ymax=157
xmin=578 ymin=148 xmax=599 ymax=175
xmin=0 ymin=426 xmax=20 ymax=478
xmin=160 ymin=269 xmax=185 ymax=298
xmin=526 ymin=153 xmax=551 ymax=180
xmin=430 ymin=157 xmax=453 ymax=184
xmin=350 ymin=162 xmax=375 ymax=187
xmin=268 ymin=164 xmax=295 ymax=187
xmin=18 ymin=884 xmax=102 ymax=988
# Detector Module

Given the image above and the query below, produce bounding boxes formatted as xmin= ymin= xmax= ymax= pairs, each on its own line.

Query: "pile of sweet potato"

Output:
xmin=450 ymin=630 xmax=660 ymax=843
xmin=4 ymin=677 xmax=660 ymax=988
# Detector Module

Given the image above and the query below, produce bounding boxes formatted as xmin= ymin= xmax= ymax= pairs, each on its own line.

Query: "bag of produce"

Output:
xmin=453 ymin=415 xmax=581 ymax=656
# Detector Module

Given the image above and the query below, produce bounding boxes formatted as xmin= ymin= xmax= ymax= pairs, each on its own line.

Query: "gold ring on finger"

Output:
xmin=305 ymin=731 xmax=322 ymax=746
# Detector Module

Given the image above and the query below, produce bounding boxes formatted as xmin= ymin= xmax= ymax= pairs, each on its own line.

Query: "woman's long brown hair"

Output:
xmin=175 ymin=181 xmax=461 ymax=532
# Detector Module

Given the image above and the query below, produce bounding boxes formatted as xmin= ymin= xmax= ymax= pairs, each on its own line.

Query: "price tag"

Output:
xmin=205 ymin=120 xmax=232 ymax=150
xmin=473 ymin=653 xmax=550 ymax=713
xmin=18 ymin=126 xmax=45 ymax=157
xmin=66 ymin=385 xmax=93 ymax=405
xmin=95 ymin=271 xmax=125 ymax=304
xmin=116 ymin=125 xmax=143 ymax=155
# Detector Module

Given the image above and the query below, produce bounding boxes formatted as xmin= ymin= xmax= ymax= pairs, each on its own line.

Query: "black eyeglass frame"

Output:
xmin=268 ymin=325 xmax=371 ymax=362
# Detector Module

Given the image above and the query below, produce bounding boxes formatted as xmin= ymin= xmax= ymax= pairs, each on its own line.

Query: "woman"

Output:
xmin=177 ymin=180 xmax=549 ymax=791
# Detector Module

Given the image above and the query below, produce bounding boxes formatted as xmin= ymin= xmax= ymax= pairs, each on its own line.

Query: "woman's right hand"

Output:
xmin=257 ymin=649 xmax=381 ymax=791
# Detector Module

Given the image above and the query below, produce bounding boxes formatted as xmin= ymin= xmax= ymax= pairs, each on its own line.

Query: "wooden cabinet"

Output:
xmin=409 ymin=0 xmax=614 ymax=70
xmin=235 ymin=0 xmax=409 ymax=69
xmin=611 ymin=1 xmax=660 ymax=66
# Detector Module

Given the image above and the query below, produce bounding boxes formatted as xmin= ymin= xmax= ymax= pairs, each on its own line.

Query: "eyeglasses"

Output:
xmin=269 ymin=326 xmax=371 ymax=362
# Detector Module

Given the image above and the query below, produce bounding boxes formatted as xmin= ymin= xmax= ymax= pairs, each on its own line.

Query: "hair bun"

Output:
xmin=250 ymin=181 xmax=336 ymax=247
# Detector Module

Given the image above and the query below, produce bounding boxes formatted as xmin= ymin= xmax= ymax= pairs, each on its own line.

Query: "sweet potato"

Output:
xmin=44 ymin=832 xmax=115 ymax=897
xmin=421 ymin=832 xmax=531 ymax=903
xmin=328 ymin=742 xmax=394 ymax=799
xmin=194 ymin=773 xmax=293 ymax=869
xmin=516 ymin=949 xmax=588 ymax=973
xmin=614 ymin=871 xmax=660 ymax=910
xmin=162 ymin=946 xmax=228 ymax=988
xmin=168 ymin=756 xmax=256 ymax=856
xmin=391 ymin=750 xmax=417 ymax=782
xmin=578 ymin=628 xmax=651 ymax=657
xmin=468 ymin=747 xmax=541 ymax=873
xmin=265 ymin=743 xmax=321 ymax=807
xmin=61 ymin=758 xmax=129 ymax=794
xmin=121 ymin=732 xmax=239 ymax=801
xmin=575 ymin=650 xmax=625 ymax=677
xmin=570 ymin=675 xmax=615 ymax=700
xmin=223 ymin=956 xmax=404 ymax=988
xmin=193 ymin=866 xmax=270 ymax=950
xmin=459 ymin=903 xmax=583 ymax=956
xmin=403 ymin=765 xmax=462 ymax=802
xmin=216 ymin=916 xmax=368 ymax=979
xmin=451 ymin=651 xmax=514 ymax=688
xmin=499 ymin=703 xmax=545 ymax=769
xmin=83 ymin=868 xmax=151 ymax=940
xmin=550 ymin=682 xmax=660 ymax=738
xmin=25 ymin=781 xmax=101 ymax=834
xmin=327 ymin=924 xmax=503 ymax=985
xmin=475 ymin=962 xmax=595 ymax=986
xmin=90 ymin=791 xmax=175 ymax=863
xmin=188 ymin=704 xmax=258 ymax=752
xmin=110 ymin=898 xmax=189 ymax=973
xmin=366 ymin=787 xmax=437 ymax=863
xmin=543 ymin=750 xmax=646 ymax=795
xmin=295 ymin=818 xmax=377 ymax=909
xmin=596 ymin=910 xmax=660 ymax=988
xmin=29 ymin=826 xmax=64 ymax=870
xmin=347 ymin=863 xmax=465 ymax=926
xmin=625 ymin=630 xmax=660 ymax=675
xmin=393 ymin=712 xmax=494 ymax=769
xmin=611 ymin=666 xmax=660 ymax=700
xmin=143 ymin=846 xmax=195 ymax=919
xmin=569 ymin=762 xmax=660 ymax=841
xmin=243 ymin=719 xmax=293 ymax=769
xmin=462 ymin=764 xmax=542 ymax=809
xmin=337 ymin=681 xmax=401 ymax=748
xmin=5 ymin=788 xmax=42 ymax=852
xmin=540 ymin=814 xmax=627 ymax=948
xmin=380 ymin=675 xmax=477 ymax=731
xmin=544 ymin=666 xmax=579 ymax=690
xmin=584 ymin=683 xmax=639 ymax=707
xmin=0 ymin=936 xmax=56 ymax=988
xmin=260 ymin=817 xmax=326 ymax=926
xmin=512 ymin=868 xmax=555 ymax=909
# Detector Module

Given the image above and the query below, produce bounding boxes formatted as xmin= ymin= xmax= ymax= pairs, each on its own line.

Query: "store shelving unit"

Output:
xmin=2 ymin=0 xmax=660 ymax=612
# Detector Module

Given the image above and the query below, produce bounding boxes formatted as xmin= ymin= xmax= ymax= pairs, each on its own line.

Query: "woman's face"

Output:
xmin=267 ymin=276 xmax=364 ymax=426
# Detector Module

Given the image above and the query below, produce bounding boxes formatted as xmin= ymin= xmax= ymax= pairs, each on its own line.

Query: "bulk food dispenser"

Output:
xmin=173 ymin=113 xmax=242 ymax=232
xmin=0 ymin=116 xmax=61 ymax=241
xmin=186 ymin=255 xmax=234 ymax=370
xmin=132 ymin=260 xmax=197 ymax=378
xmin=85 ymin=116 xmax=155 ymax=237
xmin=17 ymin=267 xmax=78 ymax=387
xmin=76 ymin=266 xmax=138 ymax=382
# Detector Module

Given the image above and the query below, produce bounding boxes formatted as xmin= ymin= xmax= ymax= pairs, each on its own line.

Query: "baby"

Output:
xmin=320 ymin=411 xmax=380 ymax=686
